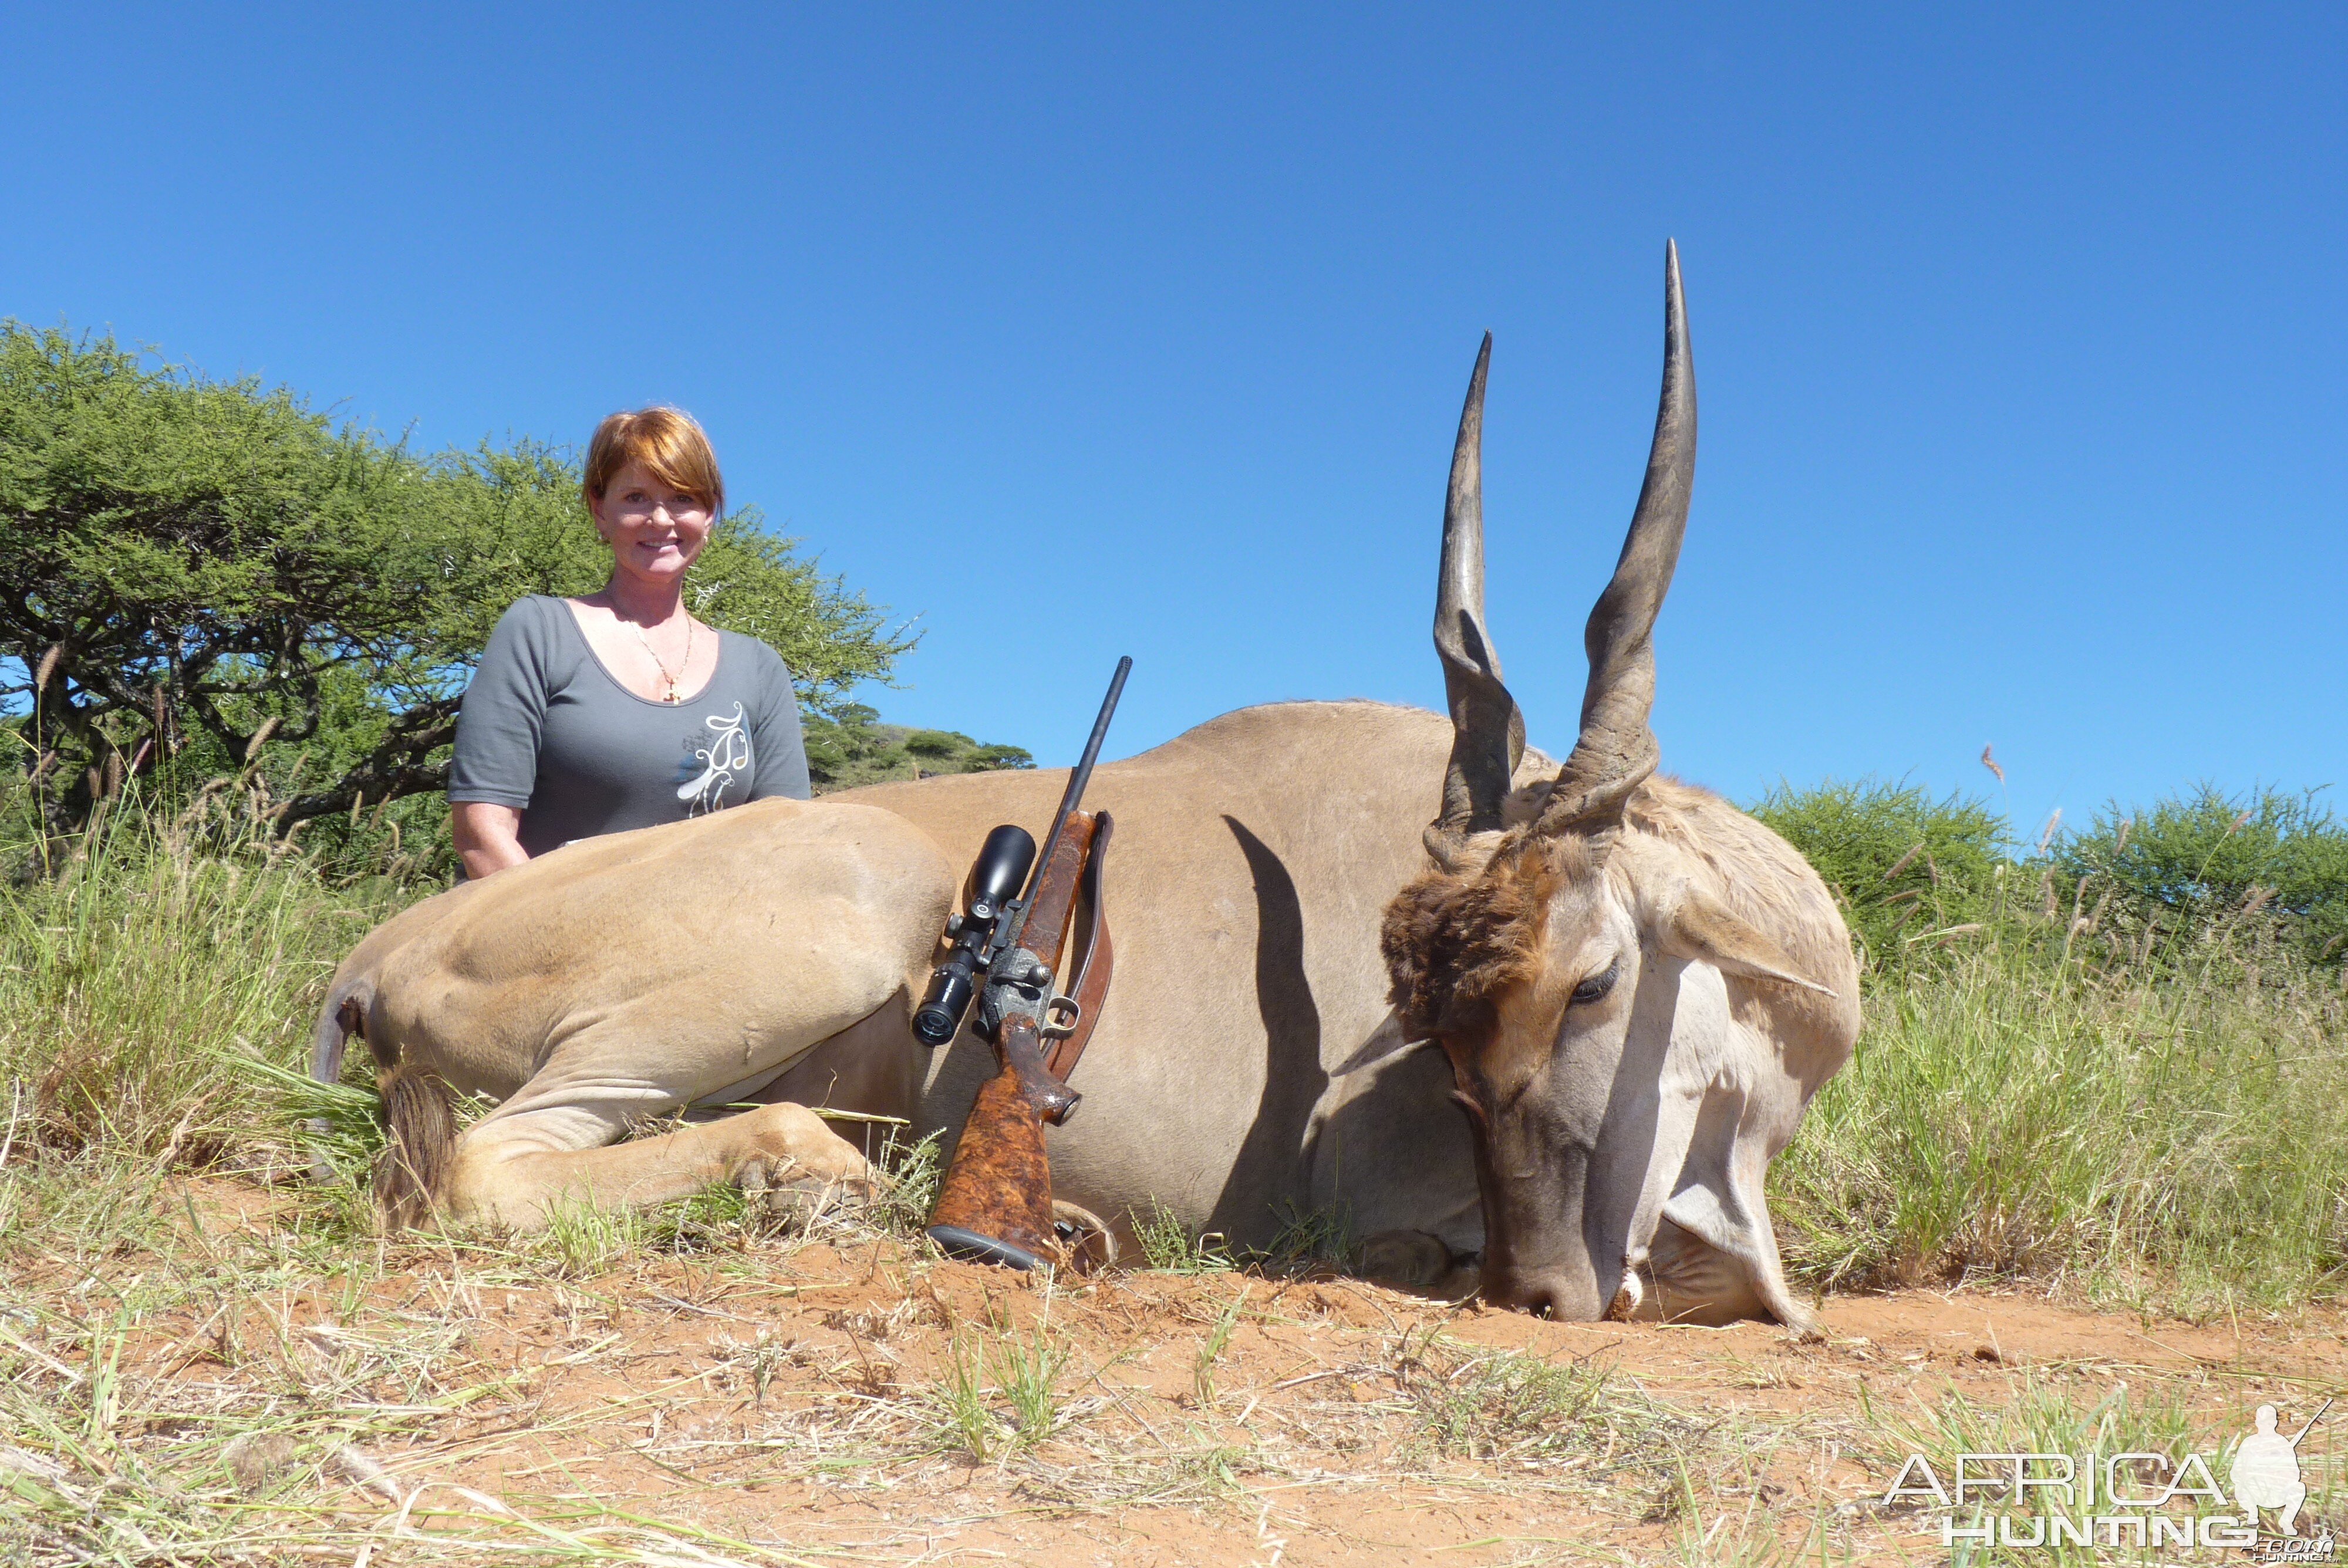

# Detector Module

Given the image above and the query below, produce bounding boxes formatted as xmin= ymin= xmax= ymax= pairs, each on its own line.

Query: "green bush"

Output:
xmin=802 ymin=704 xmax=1034 ymax=792
xmin=1754 ymin=775 xmax=2348 ymax=1314
xmin=2054 ymin=785 xmax=2348 ymax=966
xmin=1748 ymin=778 xmax=2006 ymax=969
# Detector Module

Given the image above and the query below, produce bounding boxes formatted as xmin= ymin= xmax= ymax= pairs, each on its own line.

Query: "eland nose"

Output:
xmin=1480 ymin=1269 xmax=1604 ymax=1322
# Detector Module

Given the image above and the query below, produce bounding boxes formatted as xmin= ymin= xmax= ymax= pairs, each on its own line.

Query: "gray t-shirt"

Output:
xmin=448 ymin=595 xmax=811 ymax=858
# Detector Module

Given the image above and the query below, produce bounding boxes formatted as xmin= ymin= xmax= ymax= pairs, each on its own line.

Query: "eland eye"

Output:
xmin=1570 ymin=959 xmax=1620 ymax=1007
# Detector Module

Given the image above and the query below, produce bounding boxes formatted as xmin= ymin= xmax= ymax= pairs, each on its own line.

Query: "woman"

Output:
xmin=447 ymin=407 xmax=811 ymax=879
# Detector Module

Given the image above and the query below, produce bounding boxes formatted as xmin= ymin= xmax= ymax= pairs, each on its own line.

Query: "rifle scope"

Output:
xmin=912 ymin=823 xmax=1037 ymax=1046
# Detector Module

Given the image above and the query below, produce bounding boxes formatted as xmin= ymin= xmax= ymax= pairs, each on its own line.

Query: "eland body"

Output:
xmin=313 ymin=245 xmax=1857 ymax=1326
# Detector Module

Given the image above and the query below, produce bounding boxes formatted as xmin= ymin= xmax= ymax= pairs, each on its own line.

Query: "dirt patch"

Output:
xmin=3 ymin=1177 xmax=2342 ymax=1566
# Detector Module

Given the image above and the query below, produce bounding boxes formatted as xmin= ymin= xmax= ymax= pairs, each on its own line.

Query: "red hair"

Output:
xmin=583 ymin=407 xmax=724 ymax=517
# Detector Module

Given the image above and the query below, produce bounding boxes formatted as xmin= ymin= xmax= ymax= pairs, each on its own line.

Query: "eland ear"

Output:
xmin=1331 ymin=1010 xmax=1429 ymax=1077
xmin=1665 ymin=889 xmax=1840 ymax=999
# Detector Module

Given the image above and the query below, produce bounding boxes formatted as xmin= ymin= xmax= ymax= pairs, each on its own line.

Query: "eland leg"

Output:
xmin=434 ymin=1014 xmax=898 ymax=1232
xmin=1637 ymin=1219 xmax=1766 ymax=1325
xmin=1658 ymin=1129 xmax=1816 ymax=1337
xmin=738 ymin=1001 xmax=923 ymax=1162
xmin=1357 ymin=1230 xmax=1456 ymax=1287
xmin=443 ymin=1094 xmax=875 ymax=1232
xmin=1603 ymin=1029 xmax=1714 ymax=1322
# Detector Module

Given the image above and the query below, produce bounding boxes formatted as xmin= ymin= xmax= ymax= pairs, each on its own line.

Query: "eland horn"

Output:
xmin=1426 ymin=332 xmax=1526 ymax=860
xmin=1534 ymin=239 xmax=1696 ymax=842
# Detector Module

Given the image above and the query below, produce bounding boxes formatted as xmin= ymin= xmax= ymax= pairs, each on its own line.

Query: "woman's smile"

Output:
xmin=595 ymin=459 xmax=714 ymax=584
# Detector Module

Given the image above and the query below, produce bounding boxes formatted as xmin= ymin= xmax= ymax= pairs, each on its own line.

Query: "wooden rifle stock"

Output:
xmin=926 ymin=810 xmax=1106 ymax=1270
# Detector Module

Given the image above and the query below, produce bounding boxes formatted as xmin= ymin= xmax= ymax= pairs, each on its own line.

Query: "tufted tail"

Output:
xmin=309 ymin=976 xmax=453 ymax=1227
xmin=372 ymin=1056 xmax=456 ymax=1229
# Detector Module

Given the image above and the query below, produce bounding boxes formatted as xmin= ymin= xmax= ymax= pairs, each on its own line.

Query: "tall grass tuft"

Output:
xmin=0 ymin=783 xmax=399 ymax=1177
xmin=1773 ymin=907 xmax=2348 ymax=1313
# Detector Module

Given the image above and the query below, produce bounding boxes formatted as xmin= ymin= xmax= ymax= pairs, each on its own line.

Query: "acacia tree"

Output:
xmin=1 ymin=323 xmax=914 ymax=849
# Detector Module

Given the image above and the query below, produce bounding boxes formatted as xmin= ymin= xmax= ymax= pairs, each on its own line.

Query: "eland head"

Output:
xmin=1379 ymin=243 xmax=1857 ymax=1324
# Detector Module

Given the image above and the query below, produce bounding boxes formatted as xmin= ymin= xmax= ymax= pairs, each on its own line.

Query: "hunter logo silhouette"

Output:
xmin=2233 ymin=1400 xmax=2329 ymax=1536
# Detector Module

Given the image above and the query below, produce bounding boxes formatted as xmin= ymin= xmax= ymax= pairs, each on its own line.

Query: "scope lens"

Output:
xmin=913 ymin=969 xmax=973 ymax=1046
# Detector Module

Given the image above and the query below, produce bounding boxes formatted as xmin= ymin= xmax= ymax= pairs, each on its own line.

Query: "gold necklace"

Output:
xmin=629 ymin=615 xmax=694 ymax=703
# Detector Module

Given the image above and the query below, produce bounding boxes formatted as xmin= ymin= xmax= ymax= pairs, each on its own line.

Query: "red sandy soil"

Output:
xmin=10 ymin=1178 xmax=2342 ymax=1566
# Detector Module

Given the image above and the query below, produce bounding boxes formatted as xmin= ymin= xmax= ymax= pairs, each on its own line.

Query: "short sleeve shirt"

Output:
xmin=448 ymin=596 xmax=811 ymax=858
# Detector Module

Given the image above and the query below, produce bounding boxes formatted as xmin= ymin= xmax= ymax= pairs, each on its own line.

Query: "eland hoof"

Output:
xmin=1357 ymin=1229 xmax=1454 ymax=1287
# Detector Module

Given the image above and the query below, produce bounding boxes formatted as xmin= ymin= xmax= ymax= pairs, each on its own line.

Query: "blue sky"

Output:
xmin=6 ymin=5 xmax=2341 ymax=836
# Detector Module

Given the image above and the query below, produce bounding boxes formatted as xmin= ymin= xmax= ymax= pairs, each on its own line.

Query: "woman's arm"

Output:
xmin=451 ymin=802 xmax=529 ymax=879
xmin=448 ymin=599 xmax=552 ymax=876
xmin=744 ymin=644 xmax=814 ymax=801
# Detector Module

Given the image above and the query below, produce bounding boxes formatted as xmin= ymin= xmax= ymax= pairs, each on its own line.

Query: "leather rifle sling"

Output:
xmin=1043 ymin=812 xmax=1114 ymax=1083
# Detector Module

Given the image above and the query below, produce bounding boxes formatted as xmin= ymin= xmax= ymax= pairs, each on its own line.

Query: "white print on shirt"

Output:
xmin=677 ymin=704 xmax=751 ymax=815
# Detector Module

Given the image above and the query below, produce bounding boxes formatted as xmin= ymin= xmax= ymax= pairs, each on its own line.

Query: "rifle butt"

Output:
xmin=926 ymin=1047 xmax=1062 ymax=1270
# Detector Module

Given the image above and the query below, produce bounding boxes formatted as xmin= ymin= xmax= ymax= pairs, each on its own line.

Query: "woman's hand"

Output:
xmin=451 ymin=802 xmax=529 ymax=880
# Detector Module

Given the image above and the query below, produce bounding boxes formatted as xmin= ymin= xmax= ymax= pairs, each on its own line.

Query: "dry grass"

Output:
xmin=0 ymin=1157 xmax=1772 ymax=1566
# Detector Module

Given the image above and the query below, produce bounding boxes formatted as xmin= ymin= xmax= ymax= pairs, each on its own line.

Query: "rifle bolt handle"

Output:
xmin=1030 ymin=964 xmax=1052 ymax=986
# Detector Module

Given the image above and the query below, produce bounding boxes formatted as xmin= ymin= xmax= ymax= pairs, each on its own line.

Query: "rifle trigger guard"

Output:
xmin=1039 ymin=994 xmax=1082 ymax=1039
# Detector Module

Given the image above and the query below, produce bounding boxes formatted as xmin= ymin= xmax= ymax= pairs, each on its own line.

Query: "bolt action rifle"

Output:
xmin=911 ymin=657 xmax=1130 ymax=1270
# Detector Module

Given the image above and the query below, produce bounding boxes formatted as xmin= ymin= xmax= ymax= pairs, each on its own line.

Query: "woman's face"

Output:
xmin=591 ymin=461 xmax=714 ymax=587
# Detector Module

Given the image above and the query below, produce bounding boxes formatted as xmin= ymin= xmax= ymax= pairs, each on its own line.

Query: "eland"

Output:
xmin=311 ymin=242 xmax=1857 ymax=1327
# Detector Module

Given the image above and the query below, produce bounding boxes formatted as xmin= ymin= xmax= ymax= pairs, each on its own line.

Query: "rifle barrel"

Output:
xmin=1057 ymin=657 xmax=1131 ymax=819
xmin=997 ymin=657 xmax=1132 ymax=959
